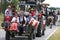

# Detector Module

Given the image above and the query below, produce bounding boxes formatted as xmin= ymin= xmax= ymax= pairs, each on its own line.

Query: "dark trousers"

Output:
xmin=18 ymin=25 xmax=26 ymax=35
xmin=1 ymin=22 xmax=10 ymax=28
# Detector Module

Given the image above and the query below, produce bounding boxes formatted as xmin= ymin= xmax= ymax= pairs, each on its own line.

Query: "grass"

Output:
xmin=0 ymin=22 xmax=2 ymax=29
xmin=0 ymin=14 xmax=4 ymax=29
xmin=48 ymin=27 xmax=60 ymax=40
xmin=0 ymin=14 xmax=4 ymax=21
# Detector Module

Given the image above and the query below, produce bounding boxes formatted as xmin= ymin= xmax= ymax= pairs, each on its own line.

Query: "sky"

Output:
xmin=43 ymin=0 xmax=60 ymax=8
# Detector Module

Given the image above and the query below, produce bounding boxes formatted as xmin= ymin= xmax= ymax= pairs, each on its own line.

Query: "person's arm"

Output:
xmin=24 ymin=17 xmax=27 ymax=25
xmin=17 ymin=17 xmax=22 ymax=26
xmin=11 ymin=17 xmax=17 ymax=22
xmin=18 ymin=22 xmax=22 ymax=26
xmin=5 ymin=9 xmax=7 ymax=16
xmin=11 ymin=17 xmax=15 ymax=22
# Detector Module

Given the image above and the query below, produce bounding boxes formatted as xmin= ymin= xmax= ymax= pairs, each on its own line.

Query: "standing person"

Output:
xmin=36 ymin=11 xmax=43 ymax=37
xmin=5 ymin=5 xmax=12 ymax=17
xmin=18 ymin=12 xmax=27 ymax=35
xmin=4 ymin=5 xmax=13 ymax=22
xmin=27 ymin=13 xmax=33 ymax=35
xmin=41 ymin=15 xmax=46 ymax=35
xmin=27 ymin=13 xmax=40 ymax=39
xmin=2 ymin=5 xmax=12 ymax=29
xmin=30 ymin=8 xmax=36 ymax=19
xmin=53 ymin=11 xmax=57 ymax=25
xmin=11 ymin=5 xmax=17 ymax=16
xmin=2 ymin=5 xmax=13 ymax=40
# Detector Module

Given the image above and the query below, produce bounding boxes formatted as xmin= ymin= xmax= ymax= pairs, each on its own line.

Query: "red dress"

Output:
xmin=5 ymin=16 xmax=11 ymax=22
xmin=9 ymin=22 xmax=18 ymax=32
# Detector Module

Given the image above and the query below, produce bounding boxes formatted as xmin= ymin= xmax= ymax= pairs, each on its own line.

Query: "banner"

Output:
xmin=29 ymin=18 xmax=39 ymax=28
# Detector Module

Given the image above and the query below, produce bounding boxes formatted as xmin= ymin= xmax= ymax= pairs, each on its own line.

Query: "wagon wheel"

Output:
xmin=6 ymin=30 xmax=10 ymax=40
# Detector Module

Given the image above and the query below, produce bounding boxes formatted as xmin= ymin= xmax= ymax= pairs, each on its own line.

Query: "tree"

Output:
xmin=1 ymin=0 xmax=19 ymax=13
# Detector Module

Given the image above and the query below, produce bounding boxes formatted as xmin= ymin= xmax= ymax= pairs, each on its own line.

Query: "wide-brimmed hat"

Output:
xmin=30 ymin=8 xmax=35 ymax=11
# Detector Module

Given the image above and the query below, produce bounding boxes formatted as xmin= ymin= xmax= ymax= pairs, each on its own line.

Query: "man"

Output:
xmin=2 ymin=5 xmax=12 ymax=29
xmin=36 ymin=11 xmax=43 ymax=37
xmin=30 ymin=8 xmax=36 ymax=19
xmin=53 ymin=11 xmax=57 ymax=25
xmin=41 ymin=15 xmax=46 ymax=35
xmin=5 ymin=5 xmax=12 ymax=17
xmin=27 ymin=13 xmax=33 ymax=24
xmin=4 ymin=5 xmax=13 ymax=22
xmin=11 ymin=5 xmax=17 ymax=16
xmin=27 ymin=13 xmax=39 ymax=39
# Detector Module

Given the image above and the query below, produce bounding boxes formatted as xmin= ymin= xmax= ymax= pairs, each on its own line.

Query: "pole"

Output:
xmin=0 ymin=0 xmax=2 ymax=12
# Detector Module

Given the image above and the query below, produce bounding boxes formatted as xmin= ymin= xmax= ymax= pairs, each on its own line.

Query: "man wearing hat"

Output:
xmin=30 ymin=8 xmax=36 ymax=19
xmin=2 ymin=5 xmax=12 ymax=29
xmin=5 ymin=5 xmax=12 ymax=17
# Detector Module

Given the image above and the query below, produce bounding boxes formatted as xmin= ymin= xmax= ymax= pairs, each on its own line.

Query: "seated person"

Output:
xmin=10 ymin=14 xmax=19 ymax=31
xmin=18 ymin=13 xmax=27 ymax=35
xmin=10 ymin=20 xmax=18 ymax=32
xmin=27 ymin=13 xmax=33 ymax=24
xmin=11 ymin=14 xmax=19 ymax=23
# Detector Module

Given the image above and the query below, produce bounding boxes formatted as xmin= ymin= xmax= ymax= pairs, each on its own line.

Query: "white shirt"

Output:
xmin=19 ymin=17 xmax=27 ymax=22
xmin=42 ymin=16 xmax=46 ymax=24
xmin=5 ymin=9 xmax=12 ymax=16
xmin=11 ymin=17 xmax=19 ymax=22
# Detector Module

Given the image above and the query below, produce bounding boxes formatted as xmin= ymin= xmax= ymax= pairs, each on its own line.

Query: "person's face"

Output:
xmin=20 ymin=15 xmax=23 ymax=18
xmin=31 ymin=10 xmax=33 ymax=13
xmin=12 ymin=7 xmax=15 ymax=10
xmin=8 ymin=7 xmax=11 ymax=10
xmin=15 ymin=15 xmax=18 ymax=18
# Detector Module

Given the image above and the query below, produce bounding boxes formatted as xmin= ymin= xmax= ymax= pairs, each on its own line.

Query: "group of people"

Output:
xmin=2 ymin=5 xmax=48 ymax=37
xmin=47 ymin=10 xmax=58 ymax=26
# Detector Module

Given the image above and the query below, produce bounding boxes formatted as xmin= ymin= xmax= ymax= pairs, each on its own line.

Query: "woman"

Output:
xmin=18 ymin=12 xmax=27 ymax=35
xmin=11 ymin=14 xmax=19 ymax=23
xmin=10 ymin=14 xmax=19 ymax=31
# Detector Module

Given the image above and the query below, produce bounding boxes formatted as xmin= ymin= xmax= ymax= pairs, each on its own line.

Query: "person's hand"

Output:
xmin=2 ymin=27 xmax=5 ymax=29
xmin=23 ymin=24 xmax=26 ymax=27
xmin=20 ymin=24 xmax=22 ymax=26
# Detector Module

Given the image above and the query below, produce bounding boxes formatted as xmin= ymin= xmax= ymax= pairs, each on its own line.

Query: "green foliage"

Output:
xmin=0 ymin=0 xmax=19 ymax=13
xmin=48 ymin=27 xmax=60 ymax=40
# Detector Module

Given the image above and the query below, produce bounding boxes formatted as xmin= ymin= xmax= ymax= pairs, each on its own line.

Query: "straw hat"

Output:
xmin=30 ymin=8 xmax=35 ymax=11
xmin=8 ymin=5 xmax=11 ymax=8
